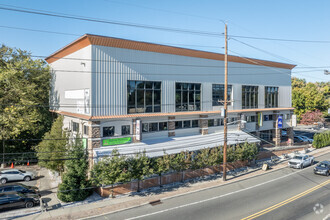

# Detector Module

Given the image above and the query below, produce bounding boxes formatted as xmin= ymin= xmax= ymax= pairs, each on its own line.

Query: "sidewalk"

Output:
xmin=18 ymin=146 xmax=330 ymax=220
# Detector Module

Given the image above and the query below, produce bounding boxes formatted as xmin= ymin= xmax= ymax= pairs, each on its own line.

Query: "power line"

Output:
xmin=229 ymin=34 xmax=330 ymax=43
xmin=0 ymin=5 xmax=222 ymax=37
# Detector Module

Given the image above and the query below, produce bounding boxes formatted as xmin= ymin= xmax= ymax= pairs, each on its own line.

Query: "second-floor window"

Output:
xmin=176 ymin=83 xmax=201 ymax=111
xmin=265 ymin=86 xmax=279 ymax=108
xmin=72 ymin=122 xmax=79 ymax=132
xmin=242 ymin=86 xmax=258 ymax=109
xmin=212 ymin=84 xmax=232 ymax=106
xmin=127 ymin=81 xmax=161 ymax=114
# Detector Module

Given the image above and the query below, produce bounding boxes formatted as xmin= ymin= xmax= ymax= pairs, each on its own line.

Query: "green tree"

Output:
xmin=35 ymin=116 xmax=67 ymax=173
xmin=57 ymin=135 xmax=91 ymax=202
xmin=170 ymin=151 xmax=191 ymax=182
xmin=194 ymin=148 xmax=211 ymax=169
xmin=151 ymin=152 xmax=170 ymax=187
xmin=0 ymin=45 xmax=52 ymax=153
xmin=128 ymin=151 xmax=152 ymax=192
xmin=91 ymin=149 xmax=129 ymax=186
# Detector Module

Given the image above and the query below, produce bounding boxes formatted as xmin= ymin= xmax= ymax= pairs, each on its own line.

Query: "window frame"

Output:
xmin=121 ymin=125 xmax=130 ymax=135
xmin=127 ymin=80 xmax=161 ymax=114
xmin=242 ymin=85 xmax=259 ymax=109
xmin=175 ymin=83 xmax=201 ymax=112
xmin=212 ymin=84 xmax=232 ymax=106
xmin=265 ymin=86 xmax=279 ymax=108
xmin=103 ymin=126 xmax=115 ymax=137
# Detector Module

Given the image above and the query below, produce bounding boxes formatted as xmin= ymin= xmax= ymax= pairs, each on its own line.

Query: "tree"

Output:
xmin=151 ymin=152 xmax=170 ymax=187
xmin=35 ymin=116 xmax=67 ymax=173
xmin=194 ymin=148 xmax=211 ymax=169
xmin=300 ymin=110 xmax=325 ymax=125
xmin=128 ymin=151 xmax=152 ymax=192
xmin=91 ymin=149 xmax=129 ymax=186
xmin=291 ymin=77 xmax=329 ymax=121
xmin=170 ymin=151 xmax=191 ymax=182
xmin=0 ymin=45 xmax=52 ymax=153
xmin=57 ymin=136 xmax=91 ymax=202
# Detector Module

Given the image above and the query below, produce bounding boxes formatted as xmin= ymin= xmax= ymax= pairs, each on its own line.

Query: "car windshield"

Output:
xmin=293 ymin=156 xmax=303 ymax=160
xmin=318 ymin=163 xmax=328 ymax=168
xmin=18 ymin=170 xmax=26 ymax=173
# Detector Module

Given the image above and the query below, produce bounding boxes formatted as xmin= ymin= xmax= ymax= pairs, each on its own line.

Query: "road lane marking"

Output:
xmin=123 ymin=166 xmax=315 ymax=220
xmin=241 ymin=179 xmax=330 ymax=220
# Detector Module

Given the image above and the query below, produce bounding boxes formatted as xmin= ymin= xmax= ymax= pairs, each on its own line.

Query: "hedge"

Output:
xmin=312 ymin=131 xmax=330 ymax=149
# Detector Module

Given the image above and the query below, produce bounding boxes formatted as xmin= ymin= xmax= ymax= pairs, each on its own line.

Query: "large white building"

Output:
xmin=46 ymin=34 xmax=295 ymax=161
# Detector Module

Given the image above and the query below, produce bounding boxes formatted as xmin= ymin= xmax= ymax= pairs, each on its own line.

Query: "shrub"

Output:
xmin=313 ymin=131 xmax=330 ymax=149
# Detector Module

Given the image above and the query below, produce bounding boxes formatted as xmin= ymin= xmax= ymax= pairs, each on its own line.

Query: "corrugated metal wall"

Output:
xmin=91 ymin=45 xmax=292 ymax=116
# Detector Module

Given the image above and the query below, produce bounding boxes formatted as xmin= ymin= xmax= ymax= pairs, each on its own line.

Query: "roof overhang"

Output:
xmin=51 ymin=107 xmax=294 ymax=121
xmin=45 ymin=34 xmax=296 ymax=69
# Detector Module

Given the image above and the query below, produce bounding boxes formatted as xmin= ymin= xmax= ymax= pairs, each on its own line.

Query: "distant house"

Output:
xmin=46 ymin=34 xmax=295 ymax=163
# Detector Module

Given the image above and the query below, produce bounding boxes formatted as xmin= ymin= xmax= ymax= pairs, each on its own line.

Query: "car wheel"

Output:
xmin=0 ymin=178 xmax=7 ymax=184
xmin=25 ymin=201 xmax=34 ymax=208
xmin=24 ymin=176 xmax=31 ymax=182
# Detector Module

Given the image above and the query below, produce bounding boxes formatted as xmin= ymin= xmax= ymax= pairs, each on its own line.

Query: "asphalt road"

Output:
xmin=88 ymin=152 xmax=330 ymax=220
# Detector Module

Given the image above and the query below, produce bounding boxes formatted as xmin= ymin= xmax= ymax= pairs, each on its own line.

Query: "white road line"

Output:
xmin=125 ymin=166 xmax=314 ymax=220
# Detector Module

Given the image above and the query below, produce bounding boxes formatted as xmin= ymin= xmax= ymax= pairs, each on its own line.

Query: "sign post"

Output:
xmin=278 ymin=115 xmax=283 ymax=129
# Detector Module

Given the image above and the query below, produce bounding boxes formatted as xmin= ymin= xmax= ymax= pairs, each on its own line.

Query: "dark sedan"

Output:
xmin=0 ymin=193 xmax=40 ymax=211
xmin=314 ymin=161 xmax=330 ymax=176
xmin=0 ymin=183 xmax=40 ymax=196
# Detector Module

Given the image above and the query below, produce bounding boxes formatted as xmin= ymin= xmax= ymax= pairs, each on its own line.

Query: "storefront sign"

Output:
xmin=136 ymin=120 xmax=141 ymax=141
xmin=102 ymin=137 xmax=132 ymax=146
xmin=278 ymin=115 xmax=283 ymax=128
xmin=258 ymin=113 xmax=263 ymax=127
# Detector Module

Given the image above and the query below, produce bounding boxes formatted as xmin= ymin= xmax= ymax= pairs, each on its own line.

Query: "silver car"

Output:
xmin=0 ymin=169 xmax=36 ymax=184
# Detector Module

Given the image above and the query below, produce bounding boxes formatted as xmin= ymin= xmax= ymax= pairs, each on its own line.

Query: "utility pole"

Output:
xmin=223 ymin=23 xmax=228 ymax=181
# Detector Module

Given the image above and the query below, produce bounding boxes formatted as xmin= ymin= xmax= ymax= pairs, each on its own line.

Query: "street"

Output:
xmin=87 ymin=152 xmax=330 ymax=220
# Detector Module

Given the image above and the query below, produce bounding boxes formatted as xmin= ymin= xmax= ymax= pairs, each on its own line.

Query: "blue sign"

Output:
xmin=278 ymin=115 xmax=283 ymax=128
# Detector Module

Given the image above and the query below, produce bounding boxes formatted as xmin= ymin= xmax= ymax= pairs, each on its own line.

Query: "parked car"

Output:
xmin=314 ymin=161 xmax=330 ymax=176
xmin=0 ymin=193 xmax=40 ymax=210
xmin=0 ymin=169 xmax=36 ymax=184
xmin=0 ymin=183 xmax=40 ymax=196
xmin=299 ymin=135 xmax=313 ymax=143
xmin=288 ymin=154 xmax=314 ymax=169
xmin=294 ymin=136 xmax=305 ymax=143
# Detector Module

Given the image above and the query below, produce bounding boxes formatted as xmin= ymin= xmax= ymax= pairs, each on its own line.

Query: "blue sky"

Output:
xmin=1 ymin=0 xmax=330 ymax=82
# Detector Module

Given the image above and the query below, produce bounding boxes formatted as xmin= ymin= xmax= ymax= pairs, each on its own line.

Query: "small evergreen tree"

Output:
xmin=57 ymin=135 xmax=91 ymax=202
xmin=128 ymin=151 xmax=151 ymax=192
xmin=35 ymin=116 xmax=67 ymax=173
xmin=151 ymin=152 xmax=170 ymax=187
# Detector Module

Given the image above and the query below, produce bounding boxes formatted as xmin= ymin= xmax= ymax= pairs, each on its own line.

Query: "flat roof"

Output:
xmin=93 ymin=130 xmax=260 ymax=159
xmin=45 ymin=34 xmax=296 ymax=69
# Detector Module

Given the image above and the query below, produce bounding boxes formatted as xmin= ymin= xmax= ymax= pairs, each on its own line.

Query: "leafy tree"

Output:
xmin=151 ymin=152 xmax=170 ymax=187
xmin=91 ymin=149 xmax=129 ymax=186
xmin=194 ymin=148 xmax=211 ymax=169
xmin=300 ymin=110 xmax=325 ymax=125
xmin=128 ymin=151 xmax=152 ymax=192
xmin=0 ymin=45 xmax=52 ymax=153
xmin=35 ymin=116 xmax=67 ymax=173
xmin=292 ymin=77 xmax=329 ymax=121
xmin=170 ymin=151 xmax=191 ymax=182
xmin=57 ymin=136 xmax=91 ymax=202
xmin=241 ymin=142 xmax=258 ymax=161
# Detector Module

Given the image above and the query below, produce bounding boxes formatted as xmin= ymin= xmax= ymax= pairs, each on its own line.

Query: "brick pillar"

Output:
xmin=287 ymin=127 xmax=294 ymax=146
xmin=274 ymin=112 xmax=281 ymax=146
xmin=199 ymin=115 xmax=208 ymax=135
xmin=88 ymin=121 xmax=101 ymax=149
xmin=168 ymin=116 xmax=175 ymax=137
xmin=87 ymin=121 xmax=100 ymax=172
xmin=132 ymin=119 xmax=141 ymax=143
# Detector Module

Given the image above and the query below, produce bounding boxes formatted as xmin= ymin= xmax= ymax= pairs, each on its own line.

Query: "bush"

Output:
xmin=313 ymin=131 xmax=330 ymax=149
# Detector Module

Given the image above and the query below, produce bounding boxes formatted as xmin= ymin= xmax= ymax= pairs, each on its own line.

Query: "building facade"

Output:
xmin=46 ymin=34 xmax=295 ymax=161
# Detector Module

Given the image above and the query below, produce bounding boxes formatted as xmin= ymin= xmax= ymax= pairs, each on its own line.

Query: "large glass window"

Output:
xmin=242 ymin=86 xmax=258 ymax=109
xmin=121 ymin=125 xmax=130 ymax=135
xmin=212 ymin=84 xmax=232 ymax=106
xmin=176 ymin=83 xmax=201 ymax=111
xmin=103 ymin=126 xmax=115 ymax=137
xmin=127 ymin=81 xmax=161 ymax=114
xmin=265 ymin=87 xmax=278 ymax=108
xmin=72 ymin=122 xmax=79 ymax=132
